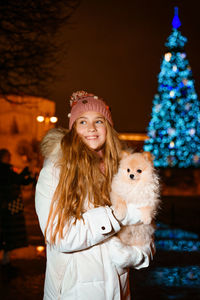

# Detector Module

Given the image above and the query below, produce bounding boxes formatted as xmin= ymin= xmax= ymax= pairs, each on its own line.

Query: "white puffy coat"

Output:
xmin=35 ymin=130 xmax=154 ymax=300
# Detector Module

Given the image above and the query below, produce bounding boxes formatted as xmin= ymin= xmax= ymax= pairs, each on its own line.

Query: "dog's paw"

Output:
xmin=111 ymin=196 xmax=127 ymax=222
xmin=113 ymin=206 xmax=126 ymax=222
xmin=139 ymin=206 xmax=153 ymax=224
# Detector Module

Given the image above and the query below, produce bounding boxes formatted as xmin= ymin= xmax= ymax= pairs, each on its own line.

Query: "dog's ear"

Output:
xmin=142 ymin=151 xmax=154 ymax=164
xmin=120 ymin=150 xmax=130 ymax=159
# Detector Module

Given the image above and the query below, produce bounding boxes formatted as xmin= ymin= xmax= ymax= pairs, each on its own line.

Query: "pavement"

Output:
xmin=130 ymin=195 xmax=200 ymax=300
xmin=0 ymin=186 xmax=200 ymax=300
xmin=0 ymin=186 xmax=45 ymax=299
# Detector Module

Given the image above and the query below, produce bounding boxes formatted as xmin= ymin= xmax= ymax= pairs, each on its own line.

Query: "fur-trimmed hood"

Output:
xmin=40 ymin=127 xmax=68 ymax=162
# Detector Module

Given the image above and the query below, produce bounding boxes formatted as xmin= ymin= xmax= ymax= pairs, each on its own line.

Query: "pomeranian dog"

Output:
xmin=111 ymin=151 xmax=160 ymax=247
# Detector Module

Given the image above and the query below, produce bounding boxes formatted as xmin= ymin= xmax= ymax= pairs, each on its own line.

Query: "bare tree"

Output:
xmin=0 ymin=0 xmax=80 ymax=102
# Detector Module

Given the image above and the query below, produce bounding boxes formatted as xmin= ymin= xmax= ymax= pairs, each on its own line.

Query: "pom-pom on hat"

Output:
xmin=68 ymin=91 xmax=113 ymax=129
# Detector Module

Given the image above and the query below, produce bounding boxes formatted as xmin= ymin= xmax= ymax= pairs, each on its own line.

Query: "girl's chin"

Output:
xmin=85 ymin=141 xmax=105 ymax=152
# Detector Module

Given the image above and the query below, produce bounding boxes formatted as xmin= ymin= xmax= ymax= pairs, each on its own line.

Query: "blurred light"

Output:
xmin=118 ymin=133 xmax=148 ymax=141
xmin=50 ymin=116 xmax=58 ymax=123
xmin=167 ymin=128 xmax=176 ymax=136
xmin=180 ymin=53 xmax=186 ymax=59
xmin=193 ymin=155 xmax=199 ymax=163
xmin=36 ymin=246 xmax=45 ymax=253
xmin=189 ymin=128 xmax=195 ymax=136
xmin=185 ymin=103 xmax=191 ymax=110
xmin=13 ymin=167 xmax=20 ymax=173
xmin=165 ymin=52 xmax=172 ymax=62
xmin=155 ymin=104 xmax=161 ymax=112
xmin=36 ymin=115 xmax=45 ymax=122
xmin=172 ymin=7 xmax=181 ymax=29
xmin=182 ymin=79 xmax=188 ymax=86
xmin=169 ymin=90 xmax=175 ymax=97
xmin=149 ymin=266 xmax=200 ymax=288
xmin=156 ymin=239 xmax=200 ymax=252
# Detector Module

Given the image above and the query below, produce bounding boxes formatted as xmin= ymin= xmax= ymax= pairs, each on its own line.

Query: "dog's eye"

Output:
xmin=137 ymin=169 xmax=142 ymax=173
xmin=127 ymin=168 xmax=130 ymax=173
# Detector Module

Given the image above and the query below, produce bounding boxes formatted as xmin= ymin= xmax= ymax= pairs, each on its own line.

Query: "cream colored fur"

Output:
xmin=111 ymin=151 xmax=160 ymax=247
xmin=40 ymin=127 xmax=68 ymax=162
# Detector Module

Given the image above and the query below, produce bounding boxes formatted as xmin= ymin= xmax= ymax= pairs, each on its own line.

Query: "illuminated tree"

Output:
xmin=144 ymin=7 xmax=200 ymax=168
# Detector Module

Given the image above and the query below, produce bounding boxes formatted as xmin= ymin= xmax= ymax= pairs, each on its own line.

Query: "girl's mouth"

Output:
xmin=85 ymin=136 xmax=98 ymax=140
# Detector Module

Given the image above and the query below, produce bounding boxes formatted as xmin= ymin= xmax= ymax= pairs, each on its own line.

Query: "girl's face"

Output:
xmin=76 ymin=111 xmax=107 ymax=151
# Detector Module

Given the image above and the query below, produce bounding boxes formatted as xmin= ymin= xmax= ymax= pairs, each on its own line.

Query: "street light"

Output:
xmin=36 ymin=115 xmax=45 ymax=122
xmin=49 ymin=116 xmax=58 ymax=123
xmin=36 ymin=114 xmax=58 ymax=140
xmin=36 ymin=115 xmax=58 ymax=124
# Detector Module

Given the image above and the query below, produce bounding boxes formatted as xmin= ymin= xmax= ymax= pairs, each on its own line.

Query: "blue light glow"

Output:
xmin=155 ymin=223 xmax=200 ymax=252
xmin=155 ymin=239 xmax=200 ymax=252
xmin=148 ymin=266 xmax=200 ymax=288
xmin=156 ymin=224 xmax=199 ymax=239
xmin=172 ymin=7 xmax=181 ymax=29
xmin=140 ymin=222 xmax=200 ymax=294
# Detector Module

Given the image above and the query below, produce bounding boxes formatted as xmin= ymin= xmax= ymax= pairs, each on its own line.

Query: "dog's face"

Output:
xmin=119 ymin=152 xmax=153 ymax=184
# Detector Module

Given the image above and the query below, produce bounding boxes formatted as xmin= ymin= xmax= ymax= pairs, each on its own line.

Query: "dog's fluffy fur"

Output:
xmin=111 ymin=151 xmax=160 ymax=247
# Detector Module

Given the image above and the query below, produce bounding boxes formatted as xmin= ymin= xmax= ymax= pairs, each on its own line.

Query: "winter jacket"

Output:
xmin=35 ymin=128 xmax=154 ymax=300
xmin=0 ymin=163 xmax=32 ymax=251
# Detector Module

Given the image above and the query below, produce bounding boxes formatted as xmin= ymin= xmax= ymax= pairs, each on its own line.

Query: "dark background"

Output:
xmin=50 ymin=0 xmax=200 ymax=132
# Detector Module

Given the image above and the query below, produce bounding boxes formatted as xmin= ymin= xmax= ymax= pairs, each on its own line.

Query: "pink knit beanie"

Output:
xmin=68 ymin=91 xmax=113 ymax=129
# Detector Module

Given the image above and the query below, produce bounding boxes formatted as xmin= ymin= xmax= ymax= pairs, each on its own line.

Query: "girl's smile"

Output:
xmin=76 ymin=111 xmax=107 ymax=151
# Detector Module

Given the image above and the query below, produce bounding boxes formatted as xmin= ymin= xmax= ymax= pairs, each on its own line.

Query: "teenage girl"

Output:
xmin=35 ymin=91 xmax=155 ymax=300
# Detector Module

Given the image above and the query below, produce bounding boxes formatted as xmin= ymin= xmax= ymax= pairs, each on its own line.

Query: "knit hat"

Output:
xmin=68 ymin=91 xmax=113 ymax=129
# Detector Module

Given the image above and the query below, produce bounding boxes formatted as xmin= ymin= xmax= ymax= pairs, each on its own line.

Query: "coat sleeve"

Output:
xmin=107 ymin=236 xmax=155 ymax=270
xmin=35 ymin=159 xmax=121 ymax=253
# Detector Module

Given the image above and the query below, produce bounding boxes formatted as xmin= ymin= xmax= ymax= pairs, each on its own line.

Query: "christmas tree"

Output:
xmin=144 ymin=7 xmax=200 ymax=168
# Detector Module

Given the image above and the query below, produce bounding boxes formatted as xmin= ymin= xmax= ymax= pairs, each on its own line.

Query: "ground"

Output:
xmin=0 ymin=183 xmax=200 ymax=300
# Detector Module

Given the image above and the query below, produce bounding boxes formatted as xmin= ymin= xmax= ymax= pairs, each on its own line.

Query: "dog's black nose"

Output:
xmin=130 ymin=174 xmax=134 ymax=180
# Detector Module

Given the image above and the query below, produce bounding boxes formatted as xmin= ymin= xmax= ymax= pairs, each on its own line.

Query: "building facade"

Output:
xmin=0 ymin=95 xmax=57 ymax=169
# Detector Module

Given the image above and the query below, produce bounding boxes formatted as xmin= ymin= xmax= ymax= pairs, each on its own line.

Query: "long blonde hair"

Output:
xmin=45 ymin=121 xmax=122 ymax=244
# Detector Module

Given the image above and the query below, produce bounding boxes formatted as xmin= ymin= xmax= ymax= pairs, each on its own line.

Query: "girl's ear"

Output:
xmin=120 ymin=150 xmax=130 ymax=159
xmin=142 ymin=151 xmax=154 ymax=164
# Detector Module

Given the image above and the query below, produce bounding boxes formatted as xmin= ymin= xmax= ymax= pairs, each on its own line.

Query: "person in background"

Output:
xmin=35 ymin=91 xmax=155 ymax=299
xmin=0 ymin=148 xmax=33 ymax=277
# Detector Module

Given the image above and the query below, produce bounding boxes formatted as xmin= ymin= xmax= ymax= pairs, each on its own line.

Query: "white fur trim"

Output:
xmin=40 ymin=127 xmax=67 ymax=162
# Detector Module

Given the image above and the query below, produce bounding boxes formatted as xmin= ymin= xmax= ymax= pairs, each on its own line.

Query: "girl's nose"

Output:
xmin=88 ymin=123 xmax=96 ymax=131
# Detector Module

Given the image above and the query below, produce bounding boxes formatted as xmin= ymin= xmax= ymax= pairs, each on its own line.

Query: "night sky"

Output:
xmin=49 ymin=0 xmax=200 ymax=133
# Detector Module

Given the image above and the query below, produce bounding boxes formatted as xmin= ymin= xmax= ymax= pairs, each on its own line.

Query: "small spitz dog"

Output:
xmin=111 ymin=151 xmax=160 ymax=247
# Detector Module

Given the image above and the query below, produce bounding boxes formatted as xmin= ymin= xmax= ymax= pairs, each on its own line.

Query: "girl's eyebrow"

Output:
xmin=78 ymin=116 xmax=104 ymax=120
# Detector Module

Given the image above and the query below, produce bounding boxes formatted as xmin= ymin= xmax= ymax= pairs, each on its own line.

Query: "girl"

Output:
xmin=35 ymin=91 xmax=155 ymax=300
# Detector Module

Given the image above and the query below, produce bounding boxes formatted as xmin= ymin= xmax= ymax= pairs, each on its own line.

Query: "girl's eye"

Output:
xmin=127 ymin=168 xmax=130 ymax=172
xmin=80 ymin=120 xmax=86 ymax=125
xmin=96 ymin=120 xmax=103 ymax=124
xmin=137 ymin=169 xmax=142 ymax=173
